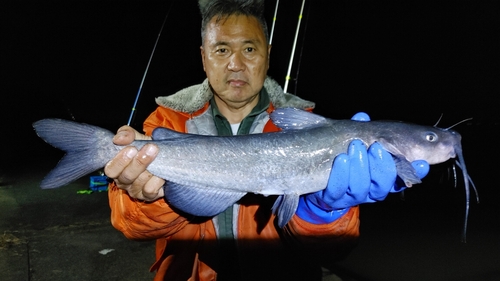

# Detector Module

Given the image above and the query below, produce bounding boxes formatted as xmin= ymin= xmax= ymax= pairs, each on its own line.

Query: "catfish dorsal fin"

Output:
xmin=270 ymin=107 xmax=329 ymax=130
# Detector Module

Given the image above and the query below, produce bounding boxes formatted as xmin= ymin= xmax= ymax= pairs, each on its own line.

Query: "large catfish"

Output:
xmin=33 ymin=108 xmax=475 ymax=240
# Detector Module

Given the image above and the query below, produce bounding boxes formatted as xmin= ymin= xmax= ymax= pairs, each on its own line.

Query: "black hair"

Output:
xmin=198 ymin=0 xmax=269 ymax=44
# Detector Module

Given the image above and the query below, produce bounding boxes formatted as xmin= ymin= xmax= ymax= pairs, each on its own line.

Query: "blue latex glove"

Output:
xmin=295 ymin=112 xmax=430 ymax=224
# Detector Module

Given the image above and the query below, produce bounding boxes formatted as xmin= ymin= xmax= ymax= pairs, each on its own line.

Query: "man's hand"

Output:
xmin=104 ymin=125 xmax=166 ymax=201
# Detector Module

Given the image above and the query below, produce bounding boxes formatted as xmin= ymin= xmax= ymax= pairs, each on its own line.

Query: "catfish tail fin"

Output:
xmin=33 ymin=118 xmax=116 ymax=189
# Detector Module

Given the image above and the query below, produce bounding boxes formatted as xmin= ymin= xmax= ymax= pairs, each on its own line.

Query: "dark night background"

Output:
xmin=1 ymin=1 xmax=500 ymax=280
xmin=3 ymin=1 xmax=499 ymax=142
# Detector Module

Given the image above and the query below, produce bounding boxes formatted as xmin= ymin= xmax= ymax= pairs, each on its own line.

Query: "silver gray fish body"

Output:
xmin=33 ymin=108 xmax=472 ymax=239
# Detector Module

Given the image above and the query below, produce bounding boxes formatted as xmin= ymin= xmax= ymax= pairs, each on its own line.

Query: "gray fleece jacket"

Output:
xmin=154 ymin=76 xmax=315 ymax=114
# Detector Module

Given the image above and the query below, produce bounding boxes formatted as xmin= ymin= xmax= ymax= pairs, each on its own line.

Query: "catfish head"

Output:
xmin=373 ymin=121 xmax=461 ymax=165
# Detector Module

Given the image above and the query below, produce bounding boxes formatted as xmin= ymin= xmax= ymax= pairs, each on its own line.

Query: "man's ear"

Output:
xmin=267 ymin=44 xmax=272 ymax=69
xmin=200 ymin=46 xmax=206 ymax=71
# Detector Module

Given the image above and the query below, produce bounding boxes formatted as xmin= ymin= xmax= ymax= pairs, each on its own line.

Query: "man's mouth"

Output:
xmin=228 ymin=79 xmax=247 ymax=87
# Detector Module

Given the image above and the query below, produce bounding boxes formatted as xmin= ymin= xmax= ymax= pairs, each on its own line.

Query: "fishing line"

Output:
xmin=127 ymin=1 xmax=174 ymax=126
xmin=269 ymin=0 xmax=279 ymax=45
xmin=283 ymin=0 xmax=306 ymax=94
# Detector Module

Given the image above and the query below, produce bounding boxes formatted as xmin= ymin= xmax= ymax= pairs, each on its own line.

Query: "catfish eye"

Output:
xmin=425 ymin=132 xmax=438 ymax=142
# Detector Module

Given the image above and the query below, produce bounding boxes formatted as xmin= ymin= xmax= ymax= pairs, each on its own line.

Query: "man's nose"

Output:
xmin=227 ymin=52 xmax=245 ymax=72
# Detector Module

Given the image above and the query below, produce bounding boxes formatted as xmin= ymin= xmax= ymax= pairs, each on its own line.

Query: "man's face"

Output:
xmin=201 ymin=14 xmax=270 ymax=108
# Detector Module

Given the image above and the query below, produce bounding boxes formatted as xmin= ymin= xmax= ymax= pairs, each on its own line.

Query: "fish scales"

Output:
xmin=146 ymin=126 xmax=335 ymax=197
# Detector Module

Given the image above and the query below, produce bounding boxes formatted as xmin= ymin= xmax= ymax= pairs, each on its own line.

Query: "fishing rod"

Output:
xmin=291 ymin=0 xmax=310 ymax=96
xmin=269 ymin=0 xmax=279 ymax=45
xmin=283 ymin=0 xmax=306 ymax=94
xmin=127 ymin=1 xmax=174 ymax=126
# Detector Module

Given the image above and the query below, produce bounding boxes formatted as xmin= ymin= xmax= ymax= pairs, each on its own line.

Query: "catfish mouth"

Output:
xmin=424 ymin=143 xmax=457 ymax=165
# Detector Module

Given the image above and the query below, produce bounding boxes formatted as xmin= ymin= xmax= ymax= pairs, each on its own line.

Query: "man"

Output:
xmin=105 ymin=1 xmax=429 ymax=280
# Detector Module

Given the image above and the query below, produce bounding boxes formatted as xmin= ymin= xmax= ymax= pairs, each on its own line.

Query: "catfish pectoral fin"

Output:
xmin=392 ymin=155 xmax=422 ymax=187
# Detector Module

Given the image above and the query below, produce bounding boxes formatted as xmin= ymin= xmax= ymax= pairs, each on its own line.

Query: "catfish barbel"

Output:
xmin=33 ymin=108 xmax=476 ymax=241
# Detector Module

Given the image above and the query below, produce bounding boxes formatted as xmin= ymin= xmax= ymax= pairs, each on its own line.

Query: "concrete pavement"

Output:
xmin=0 ymin=162 xmax=156 ymax=281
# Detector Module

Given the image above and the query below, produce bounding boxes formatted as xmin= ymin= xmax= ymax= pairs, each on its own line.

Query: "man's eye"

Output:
xmin=246 ymin=47 xmax=254 ymax=52
xmin=217 ymin=48 xmax=227 ymax=53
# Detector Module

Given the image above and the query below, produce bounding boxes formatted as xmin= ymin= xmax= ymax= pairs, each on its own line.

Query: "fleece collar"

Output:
xmin=154 ymin=76 xmax=315 ymax=114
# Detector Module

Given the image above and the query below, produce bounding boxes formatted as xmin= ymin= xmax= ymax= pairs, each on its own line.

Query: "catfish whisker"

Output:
xmin=455 ymin=160 xmax=479 ymax=203
xmin=433 ymin=113 xmax=444 ymax=127
xmin=444 ymin=118 xmax=473 ymax=131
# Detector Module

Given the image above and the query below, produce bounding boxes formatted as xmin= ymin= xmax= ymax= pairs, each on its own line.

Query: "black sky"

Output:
xmin=2 ymin=0 xmax=500 ymax=161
